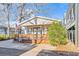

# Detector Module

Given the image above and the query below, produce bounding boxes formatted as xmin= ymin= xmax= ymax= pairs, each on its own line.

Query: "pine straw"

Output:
xmin=56 ymin=42 xmax=79 ymax=52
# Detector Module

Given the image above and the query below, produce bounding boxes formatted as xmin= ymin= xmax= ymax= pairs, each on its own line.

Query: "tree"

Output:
xmin=1 ymin=4 xmax=12 ymax=37
xmin=16 ymin=3 xmax=47 ymax=34
xmin=48 ymin=21 xmax=68 ymax=46
xmin=17 ymin=3 xmax=47 ymax=22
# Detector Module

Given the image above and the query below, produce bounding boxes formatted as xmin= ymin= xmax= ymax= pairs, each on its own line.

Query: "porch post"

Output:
xmin=25 ymin=27 xmax=27 ymax=34
xmin=41 ymin=27 xmax=42 ymax=39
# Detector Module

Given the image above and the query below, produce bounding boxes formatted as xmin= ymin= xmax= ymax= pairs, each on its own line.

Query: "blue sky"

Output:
xmin=13 ymin=3 xmax=68 ymax=20
xmin=36 ymin=3 xmax=68 ymax=20
xmin=0 ymin=3 xmax=69 ymax=26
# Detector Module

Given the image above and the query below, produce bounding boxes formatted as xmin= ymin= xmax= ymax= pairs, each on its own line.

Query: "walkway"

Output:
xmin=20 ymin=44 xmax=56 ymax=56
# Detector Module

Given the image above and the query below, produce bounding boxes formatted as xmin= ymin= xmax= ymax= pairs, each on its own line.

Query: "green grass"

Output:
xmin=0 ymin=34 xmax=16 ymax=41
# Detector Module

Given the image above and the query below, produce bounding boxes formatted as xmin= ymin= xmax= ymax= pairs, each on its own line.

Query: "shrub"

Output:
xmin=48 ymin=21 xmax=68 ymax=46
xmin=0 ymin=34 xmax=16 ymax=41
xmin=0 ymin=34 xmax=10 ymax=41
xmin=0 ymin=34 xmax=6 ymax=40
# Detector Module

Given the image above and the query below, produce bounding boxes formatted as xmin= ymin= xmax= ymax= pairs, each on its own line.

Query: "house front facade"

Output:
xmin=64 ymin=3 xmax=79 ymax=47
xmin=16 ymin=16 xmax=59 ymax=44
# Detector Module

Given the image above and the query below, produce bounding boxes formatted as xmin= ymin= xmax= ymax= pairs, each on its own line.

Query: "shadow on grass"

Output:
xmin=37 ymin=49 xmax=79 ymax=56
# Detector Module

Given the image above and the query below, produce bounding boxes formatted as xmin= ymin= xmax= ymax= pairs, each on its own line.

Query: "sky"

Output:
xmin=36 ymin=3 xmax=68 ymax=20
xmin=0 ymin=3 xmax=69 ymax=26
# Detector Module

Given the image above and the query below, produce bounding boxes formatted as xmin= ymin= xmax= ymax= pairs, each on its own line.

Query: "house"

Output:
xmin=16 ymin=16 xmax=60 ymax=44
xmin=0 ymin=24 xmax=15 ymax=35
xmin=64 ymin=3 xmax=79 ymax=47
xmin=0 ymin=25 xmax=7 ymax=34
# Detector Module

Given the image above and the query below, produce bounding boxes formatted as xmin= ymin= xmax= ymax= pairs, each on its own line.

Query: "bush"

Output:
xmin=0 ymin=34 xmax=16 ymax=41
xmin=0 ymin=34 xmax=10 ymax=41
xmin=0 ymin=34 xmax=7 ymax=40
xmin=48 ymin=21 xmax=68 ymax=46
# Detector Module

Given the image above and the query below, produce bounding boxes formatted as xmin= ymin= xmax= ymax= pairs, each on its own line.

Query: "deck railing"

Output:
xmin=15 ymin=34 xmax=49 ymax=44
xmin=15 ymin=34 xmax=48 ymax=40
xmin=16 ymin=34 xmax=48 ymax=39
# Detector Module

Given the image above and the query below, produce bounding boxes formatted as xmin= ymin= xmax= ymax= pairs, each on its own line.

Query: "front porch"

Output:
xmin=16 ymin=16 xmax=53 ymax=44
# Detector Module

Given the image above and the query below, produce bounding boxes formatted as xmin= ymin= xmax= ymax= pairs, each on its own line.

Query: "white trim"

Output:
xmin=19 ymin=16 xmax=61 ymax=26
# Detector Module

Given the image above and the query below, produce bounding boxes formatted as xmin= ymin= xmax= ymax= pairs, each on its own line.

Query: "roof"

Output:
xmin=19 ymin=16 xmax=61 ymax=27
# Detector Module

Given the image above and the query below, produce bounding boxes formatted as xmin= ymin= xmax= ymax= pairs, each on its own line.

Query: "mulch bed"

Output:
xmin=37 ymin=42 xmax=79 ymax=56
xmin=37 ymin=49 xmax=79 ymax=56
xmin=56 ymin=42 xmax=78 ymax=52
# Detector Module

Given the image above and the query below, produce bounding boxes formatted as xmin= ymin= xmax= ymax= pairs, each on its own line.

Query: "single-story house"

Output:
xmin=16 ymin=16 xmax=60 ymax=44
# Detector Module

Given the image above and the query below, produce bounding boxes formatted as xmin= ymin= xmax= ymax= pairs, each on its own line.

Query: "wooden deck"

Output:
xmin=15 ymin=34 xmax=49 ymax=44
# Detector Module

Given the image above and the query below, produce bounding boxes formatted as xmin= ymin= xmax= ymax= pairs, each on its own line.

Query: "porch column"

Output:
xmin=33 ymin=27 xmax=34 ymax=39
xmin=36 ymin=28 xmax=38 ymax=40
xmin=25 ymin=27 xmax=27 ymax=34
xmin=27 ymin=27 xmax=29 ymax=34
xmin=40 ymin=27 xmax=42 ymax=39
xmin=31 ymin=27 xmax=33 ymax=39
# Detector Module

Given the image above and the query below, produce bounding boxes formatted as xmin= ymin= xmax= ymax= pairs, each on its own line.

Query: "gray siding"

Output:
xmin=65 ymin=3 xmax=79 ymax=47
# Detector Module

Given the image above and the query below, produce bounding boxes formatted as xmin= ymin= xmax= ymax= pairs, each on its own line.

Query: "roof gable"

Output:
xmin=19 ymin=16 xmax=58 ymax=27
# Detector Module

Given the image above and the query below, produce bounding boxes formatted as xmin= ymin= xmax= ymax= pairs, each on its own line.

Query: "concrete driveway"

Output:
xmin=0 ymin=39 xmax=36 ymax=56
